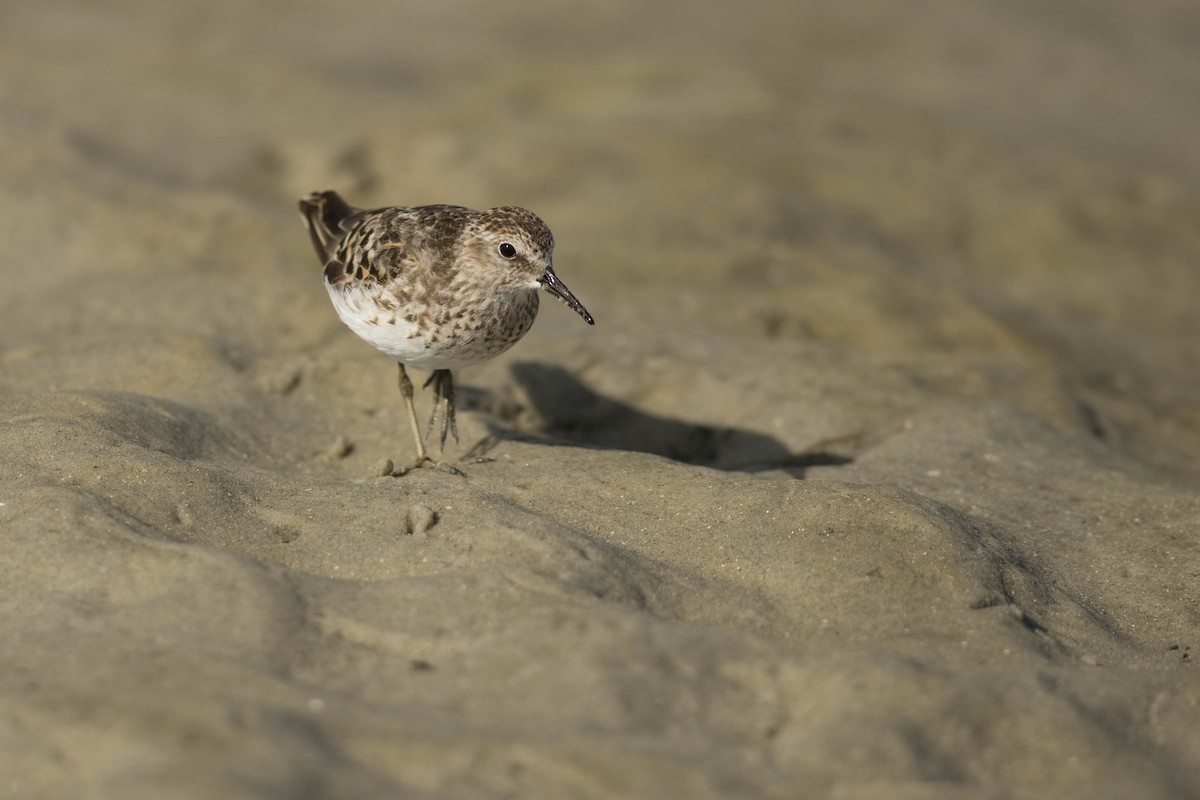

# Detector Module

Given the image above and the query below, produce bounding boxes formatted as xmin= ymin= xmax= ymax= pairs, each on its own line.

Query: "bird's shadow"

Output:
xmin=462 ymin=362 xmax=855 ymax=478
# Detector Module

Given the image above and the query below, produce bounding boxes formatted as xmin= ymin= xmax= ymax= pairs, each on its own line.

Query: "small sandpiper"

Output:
xmin=299 ymin=190 xmax=594 ymax=474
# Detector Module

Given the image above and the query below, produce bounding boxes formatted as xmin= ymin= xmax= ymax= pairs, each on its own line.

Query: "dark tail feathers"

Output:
xmin=298 ymin=190 xmax=362 ymax=264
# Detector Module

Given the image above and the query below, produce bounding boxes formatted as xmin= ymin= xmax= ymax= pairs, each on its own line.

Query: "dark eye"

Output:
xmin=498 ymin=242 xmax=517 ymax=259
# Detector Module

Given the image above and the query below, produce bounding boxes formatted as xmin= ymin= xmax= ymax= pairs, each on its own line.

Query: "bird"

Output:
xmin=299 ymin=190 xmax=594 ymax=474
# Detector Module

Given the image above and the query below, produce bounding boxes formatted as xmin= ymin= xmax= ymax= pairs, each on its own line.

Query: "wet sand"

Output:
xmin=2 ymin=1 xmax=1199 ymax=797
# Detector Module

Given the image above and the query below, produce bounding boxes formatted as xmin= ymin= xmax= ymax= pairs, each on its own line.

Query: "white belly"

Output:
xmin=326 ymin=282 xmax=536 ymax=371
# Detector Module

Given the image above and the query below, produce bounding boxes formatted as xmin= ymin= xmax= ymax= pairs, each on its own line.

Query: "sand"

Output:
xmin=2 ymin=1 xmax=1199 ymax=797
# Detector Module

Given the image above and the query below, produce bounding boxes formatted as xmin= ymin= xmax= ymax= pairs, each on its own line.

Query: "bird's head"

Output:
xmin=468 ymin=207 xmax=594 ymax=325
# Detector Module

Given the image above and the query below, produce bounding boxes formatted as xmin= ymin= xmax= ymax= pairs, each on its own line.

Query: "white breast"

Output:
xmin=325 ymin=281 xmax=537 ymax=371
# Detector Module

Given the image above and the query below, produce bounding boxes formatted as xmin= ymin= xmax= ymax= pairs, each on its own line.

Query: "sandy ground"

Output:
xmin=2 ymin=1 xmax=1199 ymax=797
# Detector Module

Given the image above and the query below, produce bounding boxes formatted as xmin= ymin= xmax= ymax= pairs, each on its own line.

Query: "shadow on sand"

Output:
xmin=464 ymin=363 xmax=854 ymax=478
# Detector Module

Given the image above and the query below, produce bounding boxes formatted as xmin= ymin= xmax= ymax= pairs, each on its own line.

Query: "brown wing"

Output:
xmin=324 ymin=205 xmax=476 ymax=289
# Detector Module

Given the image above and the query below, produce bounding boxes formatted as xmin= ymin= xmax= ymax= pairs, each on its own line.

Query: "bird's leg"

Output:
xmin=392 ymin=365 xmax=462 ymax=477
xmin=423 ymin=369 xmax=459 ymax=452
xmin=397 ymin=363 xmax=432 ymax=466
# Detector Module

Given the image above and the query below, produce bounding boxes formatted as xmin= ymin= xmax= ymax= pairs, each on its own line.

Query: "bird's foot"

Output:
xmin=463 ymin=455 xmax=496 ymax=466
xmin=393 ymin=456 xmax=465 ymax=477
xmin=458 ymin=435 xmax=502 ymax=465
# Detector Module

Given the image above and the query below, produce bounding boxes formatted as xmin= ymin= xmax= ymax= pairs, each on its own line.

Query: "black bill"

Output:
xmin=539 ymin=267 xmax=594 ymax=325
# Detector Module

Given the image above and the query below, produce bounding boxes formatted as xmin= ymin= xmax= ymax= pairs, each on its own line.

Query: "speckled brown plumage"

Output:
xmin=298 ymin=190 xmax=594 ymax=474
